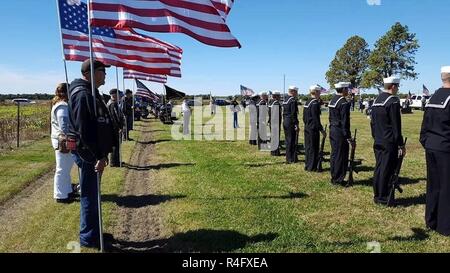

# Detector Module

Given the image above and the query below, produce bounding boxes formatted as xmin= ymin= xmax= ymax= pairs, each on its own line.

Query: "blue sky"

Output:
xmin=0 ymin=0 xmax=449 ymax=96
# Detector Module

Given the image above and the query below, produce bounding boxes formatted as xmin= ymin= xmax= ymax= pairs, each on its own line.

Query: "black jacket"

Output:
xmin=283 ymin=96 xmax=299 ymax=126
xmin=328 ymin=94 xmax=351 ymax=139
xmin=303 ymin=98 xmax=323 ymax=132
xmin=68 ymin=79 xmax=114 ymax=163
xmin=370 ymin=92 xmax=404 ymax=146
xmin=420 ymin=88 xmax=450 ymax=152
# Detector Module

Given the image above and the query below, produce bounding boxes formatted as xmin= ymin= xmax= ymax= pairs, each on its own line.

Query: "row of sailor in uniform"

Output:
xmin=248 ymin=66 xmax=450 ymax=237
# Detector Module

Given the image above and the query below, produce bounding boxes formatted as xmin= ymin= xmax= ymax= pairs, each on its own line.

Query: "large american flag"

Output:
xmin=58 ymin=0 xmax=172 ymax=75
xmin=89 ymin=0 xmax=241 ymax=48
xmin=124 ymin=69 xmax=167 ymax=84
xmin=423 ymin=84 xmax=430 ymax=96
xmin=135 ymin=79 xmax=161 ymax=101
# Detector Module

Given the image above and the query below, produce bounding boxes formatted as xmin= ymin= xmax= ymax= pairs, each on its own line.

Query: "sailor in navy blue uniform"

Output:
xmin=328 ymin=82 xmax=353 ymax=185
xmin=303 ymin=85 xmax=326 ymax=172
xmin=257 ymin=92 xmax=269 ymax=150
xmin=269 ymin=91 xmax=282 ymax=156
xmin=420 ymin=66 xmax=450 ymax=236
xmin=283 ymin=86 xmax=299 ymax=164
xmin=371 ymin=76 xmax=405 ymax=205
xmin=248 ymin=94 xmax=259 ymax=145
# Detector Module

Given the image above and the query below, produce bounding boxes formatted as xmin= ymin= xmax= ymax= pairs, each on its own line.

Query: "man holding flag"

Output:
xmin=68 ymin=59 xmax=115 ymax=249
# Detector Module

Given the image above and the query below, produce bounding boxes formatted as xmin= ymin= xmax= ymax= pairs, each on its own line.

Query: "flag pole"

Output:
xmin=115 ymin=67 xmax=122 ymax=168
xmin=55 ymin=0 xmax=70 ymax=90
xmin=87 ymin=0 xmax=104 ymax=253
xmin=283 ymin=74 xmax=286 ymax=102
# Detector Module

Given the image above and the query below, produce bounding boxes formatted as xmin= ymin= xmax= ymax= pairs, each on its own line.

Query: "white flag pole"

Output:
xmin=87 ymin=0 xmax=104 ymax=253
xmin=115 ymin=67 xmax=122 ymax=168
xmin=55 ymin=0 xmax=70 ymax=90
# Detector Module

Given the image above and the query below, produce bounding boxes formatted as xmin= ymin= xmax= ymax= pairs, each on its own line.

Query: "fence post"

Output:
xmin=16 ymin=102 xmax=20 ymax=148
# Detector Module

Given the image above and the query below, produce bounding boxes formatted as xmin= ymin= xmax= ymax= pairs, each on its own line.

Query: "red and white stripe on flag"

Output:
xmin=89 ymin=0 xmax=241 ymax=48
xmin=124 ymin=69 xmax=167 ymax=84
xmin=59 ymin=0 xmax=172 ymax=75
xmin=132 ymin=30 xmax=183 ymax=78
xmin=210 ymin=0 xmax=234 ymax=20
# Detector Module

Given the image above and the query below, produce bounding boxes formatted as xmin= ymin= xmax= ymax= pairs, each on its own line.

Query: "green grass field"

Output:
xmin=146 ymin=107 xmax=450 ymax=253
xmin=1 ymin=106 xmax=449 ymax=253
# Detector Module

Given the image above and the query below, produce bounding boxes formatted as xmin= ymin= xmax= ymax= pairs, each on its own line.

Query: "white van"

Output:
xmin=400 ymin=95 xmax=430 ymax=109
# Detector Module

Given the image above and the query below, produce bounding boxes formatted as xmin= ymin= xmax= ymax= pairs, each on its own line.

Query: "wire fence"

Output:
xmin=0 ymin=102 xmax=51 ymax=150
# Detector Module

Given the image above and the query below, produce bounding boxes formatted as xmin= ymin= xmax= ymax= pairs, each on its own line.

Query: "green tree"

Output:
xmin=361 ymin=22 xmax=420 ymax=88
xmin=326 ymin=36 xmax=370 ymax=88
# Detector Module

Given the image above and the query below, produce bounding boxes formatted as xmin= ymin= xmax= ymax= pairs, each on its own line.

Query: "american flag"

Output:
xmin=124 ymin=69 xmax=167 ymax=84
xmin=317 ymin=85 xmax=329 ymax=94
xmin=240 ymin=85 xmax=255 ymax=96
xmin=89 ymin=0 xmax=241 ymax=48
xmin=135 ymin=79 xmax=161 ymax=101
xmin=211 ymin=0 xmax=234 ymax=20
xmin=58 ymin=0 xmax=173 ymax=75
xmin=423 ymin=84 xmax=430 ymax=96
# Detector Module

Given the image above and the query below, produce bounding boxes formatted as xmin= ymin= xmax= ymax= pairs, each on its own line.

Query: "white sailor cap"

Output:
xmin=383 ymin=76 xmax=401 ymax=84
xmin=259 ymin=91 xmax=268 ymax=96
xmin=251 ymin=93 xmax=259 ymax=98
xmin=288 ymin=86 xmax=299 ymax=91
xmin=309 ymin=85 xmax=322 ymax=91
xmin=272 ymin=90 xmax=281 ymax=95
xmin=334 ymin=82 xmax=351 ymax=89
xmin=441 ymin=66 xmax=450 ymax=74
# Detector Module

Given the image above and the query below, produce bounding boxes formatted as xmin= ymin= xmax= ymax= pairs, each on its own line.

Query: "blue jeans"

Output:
xmin=233 ymin=112 xmax=239 ymax=128
xmin=72 ymin=152 xmax=100 ymax=247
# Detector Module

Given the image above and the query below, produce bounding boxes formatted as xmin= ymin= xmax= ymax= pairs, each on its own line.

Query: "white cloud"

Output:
xmin=367 ymin=0 xmax=381 ymax=5
xmin=0 ymin=66 xmax=66 ymax=94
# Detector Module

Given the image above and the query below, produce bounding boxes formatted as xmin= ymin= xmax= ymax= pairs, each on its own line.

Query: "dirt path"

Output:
xmin=0 ymin=171 xmax=54 ymax=243
xmin=111 ymin=121 xmax=167 ymax=252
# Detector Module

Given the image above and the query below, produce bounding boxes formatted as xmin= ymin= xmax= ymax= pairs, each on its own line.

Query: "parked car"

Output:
xmin=215 ymin=99 xmax=230 ymax=106
xmin=186 ymin=99 xmax=202 ymax=107
xmin=400 ymin=95 xmax=430 ymax=109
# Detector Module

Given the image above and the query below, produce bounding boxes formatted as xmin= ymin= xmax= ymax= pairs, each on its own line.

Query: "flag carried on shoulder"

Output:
xmin=240 ymin=85 xmax=255 ymax=96
xmin=58 ymin=0 xmax=173 ymax=75
xmin=135 ymin=79 xmax=161 ymax=102
xmin=88 ymin=0 xmax=241 ymax=48
xmin=124 ymin=69 xmax=167 ymax=84
xmin=423 ymin=84 xmax=430 ymax=96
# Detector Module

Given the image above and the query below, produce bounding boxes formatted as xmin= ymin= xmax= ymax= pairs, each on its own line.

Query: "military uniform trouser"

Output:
xmin=304 ymin=129 xmax=320 ymax=171
xmin=270 ymin=126 xmax=281 ymax=156
xmin=72 ymin=152 xmax=100 ymax=248
xmin=425 ymin=149 xmax=450 ymax=236
xmin=284 ymin=121 xmax=297 ymax=163
xmin=373 ymin=143 xmax=398 ymax=204
xmin=109 ymin=137 xmax=121 ymax=167
xmin=330 ymin=129 xmax=349 ymax=183
xmin=249 ymin=121 xmax=257 ymax=145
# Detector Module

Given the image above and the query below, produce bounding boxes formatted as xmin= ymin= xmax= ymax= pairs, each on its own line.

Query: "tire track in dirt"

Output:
xmin=111 ymin=121 xmax=167 ymax=252
xmin=0 ymin=171 xmax=55 ymax=244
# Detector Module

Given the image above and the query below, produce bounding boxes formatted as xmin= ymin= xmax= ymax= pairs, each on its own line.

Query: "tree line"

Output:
xmin=325 ymin=22 xmax=420 ymax=89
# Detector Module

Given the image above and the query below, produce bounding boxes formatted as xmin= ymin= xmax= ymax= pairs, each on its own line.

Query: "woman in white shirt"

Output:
xmin=51 ymin=83 xmax=75 ymax=203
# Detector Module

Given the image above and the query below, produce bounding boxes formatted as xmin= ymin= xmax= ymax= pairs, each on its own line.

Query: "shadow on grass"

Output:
xmin=102 ymin=194 xmax=186 ymax=208
xmin=109 ymin=229 xmax=278 ymax=253
xmin=133 ymin=129 xmax=166 ymax=133
xmin=199 ymin=192 xmax=309 ymax=201
xmin=244 ymin=162 xmax=287 ymax=168
xmin=399 ymin=177 xmax=426 ymax=185
xmin=123 ymin=162 xmax=195 ymax=171
xmin=395 ymin=193 xmax=426 ymax=207
xmin=136 ymin=139 xmax=171 ymax=145
xmin=390 ymin=228 xmax=429 ymax=242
